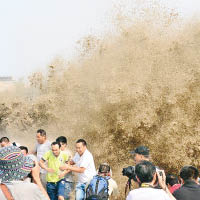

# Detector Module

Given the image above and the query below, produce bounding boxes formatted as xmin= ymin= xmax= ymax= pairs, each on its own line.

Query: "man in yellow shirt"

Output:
xmin=39 ymin=141 xmax=68 ymax=200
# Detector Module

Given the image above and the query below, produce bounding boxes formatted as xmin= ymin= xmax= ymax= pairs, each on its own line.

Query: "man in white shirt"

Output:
xmin=60 ymin=139 xmax=96 ymax=200
xmin=126 ymin=161 xmax=176 ymax=200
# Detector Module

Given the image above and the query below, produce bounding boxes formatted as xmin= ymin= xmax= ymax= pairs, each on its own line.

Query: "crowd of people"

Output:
xmin=0 ymin=129 xmax=118 ymax=200
xmin=126 ymin=146 xmax=200 ymax=200
xmin=0 ymin=130 xmax=199 ymax=200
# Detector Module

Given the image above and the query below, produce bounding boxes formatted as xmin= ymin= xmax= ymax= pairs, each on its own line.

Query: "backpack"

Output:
xmin=86 ymin=175 xmax=110 ymax=200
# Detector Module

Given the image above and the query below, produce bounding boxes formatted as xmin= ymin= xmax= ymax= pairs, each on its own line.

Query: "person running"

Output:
xmin=34 ymin=129 xmax=51 ymax=188
xmin=19 ymin=145 xmax=37 ymax=182
xmin=60 ymin=139 xmax=96 ymax=200
xmin=20 ymin=145 xmax=37 ymax=162
xmin=56 ymin=136 xmax=74 ymax=199
xmin=39 ymin=141 xmax=68 ymax=200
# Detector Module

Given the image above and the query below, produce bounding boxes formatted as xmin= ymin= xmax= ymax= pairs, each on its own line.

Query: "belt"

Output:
xmin=47 ymin=181 xmax=59 ymax=184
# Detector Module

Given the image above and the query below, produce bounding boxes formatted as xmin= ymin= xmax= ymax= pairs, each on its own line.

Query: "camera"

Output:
xmin=122 ymin=166 xmax=137 ymax=181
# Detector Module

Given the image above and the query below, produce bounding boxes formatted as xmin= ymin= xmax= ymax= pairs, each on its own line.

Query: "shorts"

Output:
xmin=57 ymin=179 xmax=66 ymax=197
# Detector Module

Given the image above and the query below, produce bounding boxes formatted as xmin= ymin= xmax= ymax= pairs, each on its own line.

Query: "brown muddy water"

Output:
xmin=0 ymin=1 xmax=200 ymax=198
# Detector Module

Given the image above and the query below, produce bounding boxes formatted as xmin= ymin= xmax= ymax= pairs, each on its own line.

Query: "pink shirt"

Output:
xmin=170 ymin=184 xmax=181 ymax=194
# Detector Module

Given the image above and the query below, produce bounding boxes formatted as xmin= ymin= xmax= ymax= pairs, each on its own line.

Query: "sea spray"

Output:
xmin=0 ymin=1 xmax=200 ymax=197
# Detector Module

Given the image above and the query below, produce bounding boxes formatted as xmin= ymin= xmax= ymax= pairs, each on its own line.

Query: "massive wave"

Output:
xmin=0 ymin=1 xmax=200 ymax=196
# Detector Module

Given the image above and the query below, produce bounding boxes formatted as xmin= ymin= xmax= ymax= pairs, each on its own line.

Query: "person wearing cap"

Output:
xmin=129 ymin=146 xmax=152 ymax=190
xmin=130 ymin=146 xmax=150 ymax=165
xmin=0 ymin=146 xmax=49 ymax=200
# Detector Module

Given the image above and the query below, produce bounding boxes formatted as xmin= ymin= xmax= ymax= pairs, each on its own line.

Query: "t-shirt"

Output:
xmin=73 ymin=149 xmax=96 ymax=183
xmin=0 ymin=181 xmax=48 ymax=200
xmin=108 ymin=178 xmax=118 ymax=197
xmin=35 ymin=140 xmax=51 ymax=174
xmin=62 ymin=149 xmax=74 ymax=182
xmin=42 ymin=150 xmax=68 ymax=182
xmin=27 ymin=154 xmax=37 ymax=162
xmin=126 ymin=187 xmax=171 ymax=200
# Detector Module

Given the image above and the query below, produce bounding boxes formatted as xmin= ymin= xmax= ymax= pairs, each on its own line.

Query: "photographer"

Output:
xmin=122 ymin=146 xmax=150 ymax=194
xmin=130 ymin=146 xmax=150 ymax=165
xmin=126 ymin=161 xmax=176 ymax=200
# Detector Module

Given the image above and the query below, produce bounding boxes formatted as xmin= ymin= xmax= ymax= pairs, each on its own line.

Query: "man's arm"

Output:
xmin=59 ymin=170 xmax=71 ymax=178
xmin=39 ymin=158 xmax=55 ymax=173
xmin=60 ymin=164 xmax=85 ymax=173
xmin=31 ymin=161 xmax=50 ymax=200
xmin=32 ymin=146 xmax=37 ymax=156
xmin=157 ymin=171 xmax=176 ymax=200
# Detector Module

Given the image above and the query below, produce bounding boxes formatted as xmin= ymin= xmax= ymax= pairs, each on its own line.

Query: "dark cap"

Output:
xmin=130 ymin=146 xmax=149 ymax=156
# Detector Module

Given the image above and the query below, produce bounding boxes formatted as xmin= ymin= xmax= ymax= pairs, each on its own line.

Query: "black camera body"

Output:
xmin=122 ymin=166 xmax=137 ymax=181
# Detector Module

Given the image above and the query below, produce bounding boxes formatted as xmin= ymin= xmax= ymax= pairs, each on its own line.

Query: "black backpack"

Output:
xmin=86 ymin=175 xmax=110 ymax=200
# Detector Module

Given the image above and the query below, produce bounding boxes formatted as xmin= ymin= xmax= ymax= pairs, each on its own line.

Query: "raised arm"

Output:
xmin=157 ymin=170 xmax=176 ymax=200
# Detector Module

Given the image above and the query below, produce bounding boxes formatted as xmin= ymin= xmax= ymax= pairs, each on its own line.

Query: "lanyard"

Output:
xmin=141 ymin=183 xmax=152 ymax=188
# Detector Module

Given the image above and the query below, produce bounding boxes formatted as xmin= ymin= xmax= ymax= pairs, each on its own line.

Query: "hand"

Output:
xmin=59 ymin=172 xmax=65 ymax=179
xmin=60 ymin=164 xmax=71 ymax=171
xmin=157 ymin=170 xmax=167 ymax=190
xmin=46 ymin=168 xmax=55 ymax=173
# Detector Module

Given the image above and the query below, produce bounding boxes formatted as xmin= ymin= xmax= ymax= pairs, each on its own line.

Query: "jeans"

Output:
xmin=47 ymin=180 xmax=65 ymax=200
xmin=64 ymin=181 xmax=74 ymax=200
xmin=75 ymin=182 xmax=86 ymax=200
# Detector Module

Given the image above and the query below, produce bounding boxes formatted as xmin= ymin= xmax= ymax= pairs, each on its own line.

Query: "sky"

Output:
xmin=0 ymin=0 xmax=200 ymax=80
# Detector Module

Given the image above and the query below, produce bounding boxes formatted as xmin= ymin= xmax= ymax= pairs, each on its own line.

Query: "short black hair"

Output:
xmin=37 ymin=129 xmax=46 ymax=137
xmin=180 ymin=166 xmax=199 ymax=181
xmin=19 ymin=146 xmax=29 ymax=154
xmin=76 ymin=139 xmax=87 ymax=146
xmin=51 ymin=141 xmax=61 ymax=148
xmin=56 ymin=136 xmax=67 ymax=145
xmin=135 ymin=160 xmax=156 ymax=183
xmin=166 ymin=174 xmax=179 ymax=186
xmin=0 ymin=137 xmax=9 ymax=143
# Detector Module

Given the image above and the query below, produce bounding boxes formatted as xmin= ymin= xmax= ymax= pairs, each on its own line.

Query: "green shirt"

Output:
xmin=42 ymin=150 xmax=68 ymax=182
